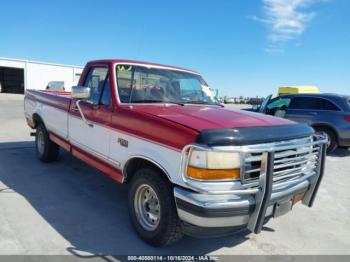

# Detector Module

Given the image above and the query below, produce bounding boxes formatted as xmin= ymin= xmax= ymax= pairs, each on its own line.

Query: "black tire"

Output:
xmin=35 ymin=123 xmax=60 ymax=162
xmin=314 ymin=126 xmax=338 ymax=154
xmin=128 ymin=168 xmax=183 ymax=246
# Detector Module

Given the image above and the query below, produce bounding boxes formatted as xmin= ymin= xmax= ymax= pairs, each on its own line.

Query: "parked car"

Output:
xmin=46 ymin=81 xmax=65 ymax=91
xmin=250 ymin=93 xmax=350 ymax=153
xmin=224 ymin=96 xmax=235 ymax=104
xmin=248 ymin=97 xmax=264 ymax=105
xmin=24 ymin=59 xmax=327 ymax=246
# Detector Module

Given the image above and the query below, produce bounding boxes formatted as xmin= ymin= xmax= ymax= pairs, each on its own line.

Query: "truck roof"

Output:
xmin=88 ymin=59 xmax=199 ymax=75
xmin=280 ymin=93 xmax=349 ymax=99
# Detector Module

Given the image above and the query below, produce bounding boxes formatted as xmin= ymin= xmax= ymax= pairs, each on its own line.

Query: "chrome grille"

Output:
xmin=242 ymin=138 xmax=321 ymax=185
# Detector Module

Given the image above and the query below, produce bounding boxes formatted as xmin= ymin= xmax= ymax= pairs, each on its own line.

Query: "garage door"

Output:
xmin=0 ymin=67 xmax=25 ymax=94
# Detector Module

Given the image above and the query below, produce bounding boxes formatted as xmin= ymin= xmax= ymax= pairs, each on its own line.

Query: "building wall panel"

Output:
xmin=0 ymin=58 xmax=83 ymax=92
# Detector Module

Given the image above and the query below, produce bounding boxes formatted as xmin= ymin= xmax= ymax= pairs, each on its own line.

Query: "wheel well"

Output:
xmin=312 ymin=124 xmax=338 ymax=141
xmin=32 ymin=113 xmax=44 ymax=128
xmin=123 ymin=157 xmax=170 ymax=184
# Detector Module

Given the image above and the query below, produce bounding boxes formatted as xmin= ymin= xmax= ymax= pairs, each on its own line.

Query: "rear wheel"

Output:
xmin=314 ymin=126 xmax=338 ymax=154
xmin=128 ymin=168 xmax=183 ymax=246
xmin=36 ymin=123 xmax=59 ymax=162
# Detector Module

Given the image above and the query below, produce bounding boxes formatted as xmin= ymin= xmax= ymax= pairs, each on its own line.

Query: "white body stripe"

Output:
xmin=43 ymin=104 xmax=68 ymax=139
xmin=25 ymin=98 xmax=184 ymax=187
xmin=68 ymin=114 xmax=111 ymax=159
xmin=109 ymin=129 xmax=183 ymax=185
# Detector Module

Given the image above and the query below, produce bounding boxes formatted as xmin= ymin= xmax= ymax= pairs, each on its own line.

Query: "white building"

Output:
xmin=0 ymin=57 xmax=83 ymax=94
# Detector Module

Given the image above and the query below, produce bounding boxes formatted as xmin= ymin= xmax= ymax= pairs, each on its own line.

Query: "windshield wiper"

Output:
xmin=184 ymin=100 xmax=224 ymax=107
xmin=131 ymin=100 xmax=184 ymax=106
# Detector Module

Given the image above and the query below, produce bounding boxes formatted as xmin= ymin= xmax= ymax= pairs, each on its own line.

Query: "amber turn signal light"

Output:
xmin=187 ymin=166 xmax=241 ymax=180
xmin=292 ymin=193 xmax=305 ymax=205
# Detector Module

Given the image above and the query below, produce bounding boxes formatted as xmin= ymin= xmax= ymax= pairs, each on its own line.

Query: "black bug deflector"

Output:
xmin=196 ymin=124 xmax=315 ymax=147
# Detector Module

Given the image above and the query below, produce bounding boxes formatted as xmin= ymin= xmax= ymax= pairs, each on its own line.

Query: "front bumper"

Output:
xmin=174 ymin=135 xmax=327 ymax=235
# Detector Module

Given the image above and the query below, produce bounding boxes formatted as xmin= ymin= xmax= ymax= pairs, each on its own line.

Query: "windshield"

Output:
xmin=116 ymin=64 xmax=218 ymax=105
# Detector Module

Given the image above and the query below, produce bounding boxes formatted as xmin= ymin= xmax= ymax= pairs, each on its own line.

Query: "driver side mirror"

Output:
xmin=252 ymin=104 xmax=259 ymax=111
xmin=71 ymin=86 xmax=91 ymax=99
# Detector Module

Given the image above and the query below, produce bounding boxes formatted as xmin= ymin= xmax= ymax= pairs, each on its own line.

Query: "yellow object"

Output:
xmin=187 ymin=166 xmax=241 ymax=180
xmin=278 ymin=86 xmax=320 ymax=95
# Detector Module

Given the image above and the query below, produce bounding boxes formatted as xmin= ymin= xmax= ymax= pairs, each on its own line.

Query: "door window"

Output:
xmin=265 ymin=97 xmax=291 ymax=117
xmin=266 ymin=97 xmax=291 ymax=111
xmin=100 ymin=78 xmax=111 ymax=106
xmin=289 ymin=97 xmax=340 ymax=111
xmin=84 ymin=67 xmax=109 ymax=105
xmin=321 ymin=99 xmax=340 ymax=111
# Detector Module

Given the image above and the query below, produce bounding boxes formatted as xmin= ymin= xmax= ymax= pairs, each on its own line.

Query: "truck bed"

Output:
xmin=25 ymin=89 xmax=73 ymax=140
xmin=25 ymin=90 xmax=72 ymax=112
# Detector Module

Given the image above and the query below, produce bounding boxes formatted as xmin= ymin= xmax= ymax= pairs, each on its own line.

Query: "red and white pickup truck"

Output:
xmin=24 ymin=59 xmax=328 ymax=246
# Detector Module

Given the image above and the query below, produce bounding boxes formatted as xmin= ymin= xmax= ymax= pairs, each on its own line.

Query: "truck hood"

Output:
xmin=131 ymin=105 xmax=295 ymax=132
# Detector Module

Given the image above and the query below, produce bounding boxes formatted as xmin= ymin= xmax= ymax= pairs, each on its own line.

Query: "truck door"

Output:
xmin=285 ymin=97 xmax=319 ymax=125
xmin=286 ymin=96 xmax=342 ymax=126
xmin=68 ymin=66 xmax=112 ymax=161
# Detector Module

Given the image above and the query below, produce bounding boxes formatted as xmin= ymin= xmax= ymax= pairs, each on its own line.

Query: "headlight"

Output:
xmin=186 ymin=149 xmax=241 ymax=181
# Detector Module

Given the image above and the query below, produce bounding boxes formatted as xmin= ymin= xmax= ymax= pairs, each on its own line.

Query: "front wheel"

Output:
xmin=128 ymin=168 xmax=183 ymax=246
xmin=314 ymin=127 xmax=338 ymax=154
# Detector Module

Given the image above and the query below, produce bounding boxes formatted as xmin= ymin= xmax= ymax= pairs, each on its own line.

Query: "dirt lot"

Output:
xmin=0 ymin=94 xmax=349 ymax=255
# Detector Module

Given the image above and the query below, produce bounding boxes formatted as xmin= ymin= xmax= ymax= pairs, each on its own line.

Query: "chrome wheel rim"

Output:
xmin=37 ymin=130 xmax=45 ymax=155
xmin=134 ymin=184 xmax=161 ymax=231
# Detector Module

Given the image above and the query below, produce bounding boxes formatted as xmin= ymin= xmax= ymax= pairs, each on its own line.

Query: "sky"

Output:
xmin=0 ymin=0 xmax=349 ymax=97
